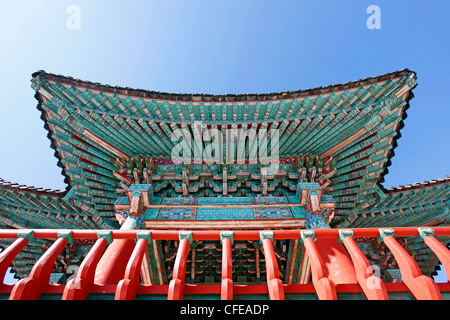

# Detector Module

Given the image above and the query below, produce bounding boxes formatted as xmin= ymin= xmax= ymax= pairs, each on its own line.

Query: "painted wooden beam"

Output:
xmin=82 ymin=129 xmax=130 ymax=160
xmin=320 ymin=128 xmax=367 ymax=158
xmin=144 ymin=219 xmax=305 ymax=230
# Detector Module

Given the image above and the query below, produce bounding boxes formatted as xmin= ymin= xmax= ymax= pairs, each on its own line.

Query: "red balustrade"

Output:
xmin=0 ymin=227 xmax=448 ymax=300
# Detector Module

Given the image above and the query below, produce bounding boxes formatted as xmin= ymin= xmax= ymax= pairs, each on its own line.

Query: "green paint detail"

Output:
xmin=378 ymin=228 xmax=395 ymax=242
xmin=131 ymin=191 xmax=140 ymax=197
xmin=220 ymin=231 xmax=234 ymax=244
xmin=300 ymin=230 xmax=315 ymax=243
xmin=18 ymin=230 xmax=35 ymax=243
xmin=259 ymin=230 xmax=274 ymax=244
xmin=418 ymin=227 xmax=434 ymax=239
xmin=97 ymin=230 xmax=113 ymax=244
xmin=63 ymin=187 xmax=76 ymax=200
xmin=137 ymin=230 xmax=151 ymax=242
xmin=57 ymin=231 xmax=74 ymax=244
xmin=179 ymin=231 xmax=193 ymax=244
xmin=338 ymin=229 xmax=354 ymax=243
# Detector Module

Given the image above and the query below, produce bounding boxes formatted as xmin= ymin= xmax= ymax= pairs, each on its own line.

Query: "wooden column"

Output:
xmin=255 ymin=241 xmax=261 ymax=280
xmin=220 ymin=231 xmax=233 ymax=300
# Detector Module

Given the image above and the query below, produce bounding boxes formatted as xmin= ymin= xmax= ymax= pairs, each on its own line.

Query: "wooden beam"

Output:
xmin=320 ymin=128 xmax=367 ymax=158
xmin=144 ymin=219 xmax=305 ymax=230
xmin=82 ymin=129 xmax=130 ymax=160
xmin=139 ymin=202 xmax=331 ymax=209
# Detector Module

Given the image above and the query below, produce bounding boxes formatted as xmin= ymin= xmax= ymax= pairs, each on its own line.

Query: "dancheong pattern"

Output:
xmin=0 ymin=69 xmax=448 ymax=299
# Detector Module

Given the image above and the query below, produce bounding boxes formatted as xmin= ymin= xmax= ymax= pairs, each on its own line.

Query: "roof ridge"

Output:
xmin=385 ymin=175 xmax=450 ymax=192
xmin=0 ymin=177 xmax=66 ymax=196
xmin=32 ymin=68 xmax=416 ymax=102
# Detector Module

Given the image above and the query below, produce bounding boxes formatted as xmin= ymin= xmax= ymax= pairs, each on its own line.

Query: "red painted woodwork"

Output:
xmin=115 ymin=238 xmax=148 ymax=300
xmin=302 ymin=237 xmax=337 ymax=300
xmin=313 ymin=238 xmax=358 ymax=285
xmin=341 ymin=236 xmax=389 ymax=300
xmin=62 ymin=238 xmax=108 ymax=300
xmin=94 ymin=239 xmax=136 ymax=285
xmin=0 ymin=238 xmax=28 ymax=287
xmin=0 ymin=226 xmax=445 ymax=241
xmin=10 ymin=238 xmax=68 ymax=300
xmin=382 ymin=235 xmax=442 ymax=300
xmin=221 ymin=238 xmax=233 ymax=300
xmin=423 ymin=235 xmax=450 ymax=282
xmin=167 ymin=238 xmax=190 ymax=300
xmin=0 ymin=227 xmax=448 ymax=300
xmin=261 ymin=238 xmax=285 ymax=300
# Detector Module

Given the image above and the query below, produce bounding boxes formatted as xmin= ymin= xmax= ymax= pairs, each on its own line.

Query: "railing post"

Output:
xmin=339 ymin=229 xmax=388 ymax=300
xmin=115 ymin=231 xmax=150 ymax=300
xmin=260 ymin=231 xmax=285 ymax=300
xmin=62 ymin=231 xmax=111 ymax=300
xmin=0 ymin=231 xmax=33 ymax=288
xmin=10 ymin=231 xmax=73 ymax=300
xmin=94 ymin=217 xmax=141 ymax=285
xmin=300 ymin=230 xmax=337 ymax=300
xmin=305 ymin=215 xmax=357 ymax=285
xmin=378 ymin=228 xmax=442 ymax=300
xmin=418 ymin=228 xmax=450 ymax=283
xmin=220 ymin=231 xmax=234 ymax=300
xmin=167 ymin=231 xmax=191 ymax=300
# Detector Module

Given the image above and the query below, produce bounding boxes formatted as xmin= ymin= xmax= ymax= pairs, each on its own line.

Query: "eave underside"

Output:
xmin=30 ymin=69 xmax=418 ymax=222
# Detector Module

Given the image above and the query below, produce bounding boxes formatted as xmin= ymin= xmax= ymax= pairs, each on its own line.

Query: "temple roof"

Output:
xmin=28 ymin=69 xmax=421 ymax=221
xmin=32 ymin=69 xmax=412 ymax=102
xmin=346 ymin=175 xmax=450 ymax=228
xmin=0 ymin=177 xmax=116 ymax=230
xmin=0 ymin=177 xmax=64 ymax=196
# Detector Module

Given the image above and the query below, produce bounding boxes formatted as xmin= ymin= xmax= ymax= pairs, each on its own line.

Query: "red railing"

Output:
xmin=0 ymin=227 xmax=449 ymax=300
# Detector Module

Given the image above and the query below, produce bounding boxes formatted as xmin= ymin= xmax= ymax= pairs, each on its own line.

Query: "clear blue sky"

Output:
xmin=0 ymin=0 xmax=448 ymax=284
xmin=0 ymin=0 xmax=448 ymax=191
